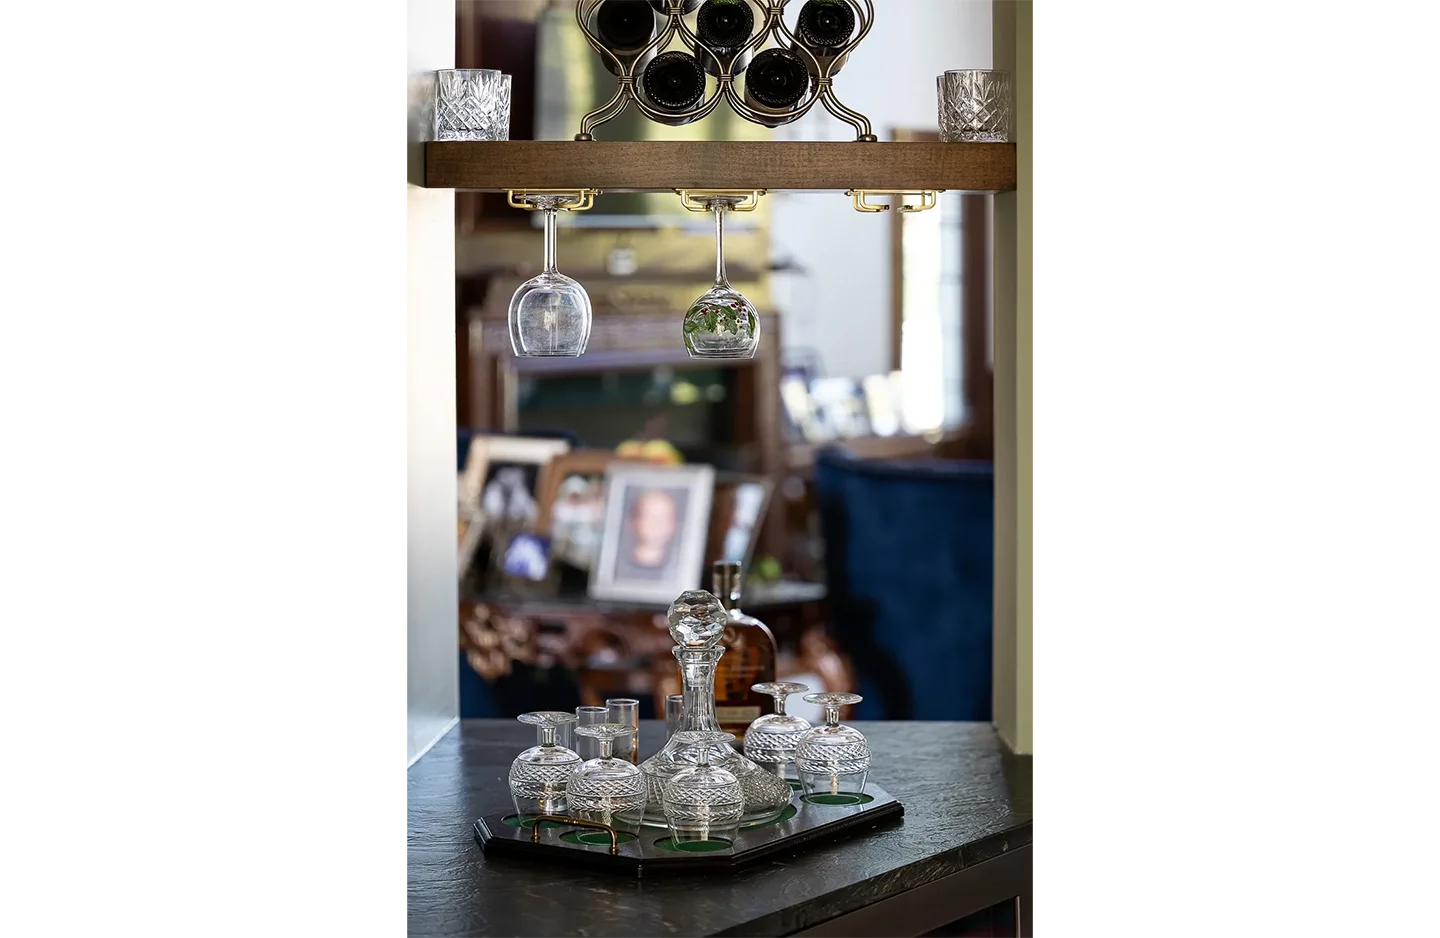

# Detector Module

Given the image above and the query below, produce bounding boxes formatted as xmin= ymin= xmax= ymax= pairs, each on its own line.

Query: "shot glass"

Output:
xmin=434 ymin=69 xmax=511 ymax=141
xmin=937 ymin=69 xmax=1011 ymax=143
xmin=664 ymin=694 xmax=684 ymax=739
xmin=574 ymin=706 xmax=609 ymax=760
xmin=606 ymin=698 xmax=641 ymax=763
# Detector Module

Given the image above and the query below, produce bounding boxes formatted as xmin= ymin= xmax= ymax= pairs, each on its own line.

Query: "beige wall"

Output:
xmin=407 ymin=0 xmax=459 ymax=765
xmin=991 ymin=0 xmax=1032 ymax=755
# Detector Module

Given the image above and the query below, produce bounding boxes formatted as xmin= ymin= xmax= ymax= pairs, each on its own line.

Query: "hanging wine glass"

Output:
xmin=682 ymin=196 xmax=760 ymax=359
xmin=508 ymin=195 xmax=592 ymax=357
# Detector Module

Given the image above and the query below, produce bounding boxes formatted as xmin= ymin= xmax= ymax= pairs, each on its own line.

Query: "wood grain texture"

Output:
xmin=409 ymin=720 xmax=1032 ymax=937
xmin=425 ymin=142 xmax=1018 ymax=193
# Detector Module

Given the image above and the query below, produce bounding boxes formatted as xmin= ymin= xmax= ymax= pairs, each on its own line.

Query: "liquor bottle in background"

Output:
xmin=742 ymin=48 xmax=812 ymax=126
xmin=792 ymin=0 xmax=856 ymax=78
xmin=641 ymin=51 xmax=708 ymax=124
xmin=711 ymin=561 xmax=778 ymax=738
xmin=592 ymin=0 xmax=662 ymax=77
xmin=695 ymin=0 xmax=756 ymax=78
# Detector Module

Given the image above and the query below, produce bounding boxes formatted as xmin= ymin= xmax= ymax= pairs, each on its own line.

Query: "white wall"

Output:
xmin=408 ymin=0 xmax=459 ymax=765
xmin=769 ymin=0 xmax=992 ymax=379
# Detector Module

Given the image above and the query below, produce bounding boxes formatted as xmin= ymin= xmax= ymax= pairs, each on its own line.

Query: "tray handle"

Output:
xmin=530 ymin=815 xmax=621 ymax=855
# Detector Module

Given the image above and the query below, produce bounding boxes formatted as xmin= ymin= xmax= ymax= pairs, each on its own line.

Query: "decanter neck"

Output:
xmin=674 ymin=645 xmax=725 ymax=734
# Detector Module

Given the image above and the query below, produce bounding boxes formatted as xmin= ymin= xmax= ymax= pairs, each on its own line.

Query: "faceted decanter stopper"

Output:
xmin=667 ymin=589 xmax=727 ymax=648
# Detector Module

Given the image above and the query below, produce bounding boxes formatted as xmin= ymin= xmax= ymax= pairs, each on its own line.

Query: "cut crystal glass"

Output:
xmin=937 ymin=69 xmax=1011 ymax=143
xmin=434 ymin=69 xmax=511 ymax=142
xmin=795 ymin=692 xmax=871 ymax=804
xmin=566 ymin=723 xmax=647 ymax=836
xmin=508 ymin=711 xmax=581 ymax=818
xmin=743 ymin=681 xmax=811 ymax=780
xmin=661 ymin=731 xmax=743 ymax=847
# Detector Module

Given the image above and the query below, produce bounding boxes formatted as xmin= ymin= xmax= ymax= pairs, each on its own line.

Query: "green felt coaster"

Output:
xmin=654 ymin=837 xmax=733 ymax=853
xmin=560 ymin=830 xmax=637 ymax=846
xmin=801 ymin=793 xmax=875 ymax=807
xmin=737 ymin=803 xmax=799 ymax=829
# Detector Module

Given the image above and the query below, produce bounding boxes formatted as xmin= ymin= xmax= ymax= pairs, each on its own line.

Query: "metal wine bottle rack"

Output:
xmin=574 ymin=0 xmax=878 ymax=141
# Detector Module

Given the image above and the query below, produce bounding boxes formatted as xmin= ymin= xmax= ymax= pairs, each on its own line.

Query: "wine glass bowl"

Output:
xmin=795 ymin=692 xmax=870 ymax=804
xmin=743 ymin=681 xmax=811 ymax=780
xmin=508 ymin=711 xmax=581 ymax=818
xmin=683 ymin=286 xmax=760 ymax=359
xmin=508 ymin=195 xmax=592 ymax=358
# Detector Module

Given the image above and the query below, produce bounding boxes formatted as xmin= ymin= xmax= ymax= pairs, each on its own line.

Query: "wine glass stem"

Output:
xmin=773 ymin=694 xmax=788 ymax=717
xmin=540 ymin=725 xmax=556 ymax=747
xmin=598 ymin=736 xmax=613 ymax=760
xmin=712 ymin=204 xmax=728 ymax=287
xmin=542 ymin=207 xmax=558 ymax=274
xmin=824 ymin=704 xmax=840 ymax=728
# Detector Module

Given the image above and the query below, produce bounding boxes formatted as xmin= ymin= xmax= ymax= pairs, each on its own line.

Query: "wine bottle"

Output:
xmin=641 ymin=50 xmax=708 ymax=124
xmin=695 ymin=0 xmax=755 ymax=78
xmin=792 ymin=0 xmax=856 ymax=77
xmin=742 ymin=48 xmax=812 ymax=126
xmin=710 ymin=561 xmax=778 ymax=738
xmin=592 ymin=0 xmax=661 ymax=77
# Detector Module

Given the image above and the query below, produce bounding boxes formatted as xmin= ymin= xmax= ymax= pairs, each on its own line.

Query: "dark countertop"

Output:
xmin=408 ymin=720 xmax=1032 ymax=937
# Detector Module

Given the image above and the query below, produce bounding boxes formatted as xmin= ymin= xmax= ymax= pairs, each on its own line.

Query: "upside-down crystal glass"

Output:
xmin=508 ymin=196 xmax=593 ymax=357
xmin=508 ymin=711 xmax=581 ymax=818
xmin=565 ymin=723 xmax=648 ymax=837
xmin=743 ymin=681 xmax=811 ymax=781
xmin=682 ymin=198 xmax=760 ymax=359
xmin=638 ymin=590 xmax=793 ymax=827
xmin=661 ymin=731 xmax=743 ymax=847
xmin=795 ymin=692 xmax=870 ymax=804
xmin=937 ymin=69 xmax=1012 ymax=143
xmin=434 ymin=69 xmax=512 ymax=141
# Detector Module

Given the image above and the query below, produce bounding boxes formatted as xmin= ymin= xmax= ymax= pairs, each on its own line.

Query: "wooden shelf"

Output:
xmin=424 ymin=141 xmax=1016 ymax=193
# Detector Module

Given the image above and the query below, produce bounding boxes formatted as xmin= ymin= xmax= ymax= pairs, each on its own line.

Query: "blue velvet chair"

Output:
xmin=813 ymin=448 xmax=994 ymax=721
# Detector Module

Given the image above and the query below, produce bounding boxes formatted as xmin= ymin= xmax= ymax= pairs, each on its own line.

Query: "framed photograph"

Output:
xmin=706 ymin=473 xmax=774 ymax=572
xmin=589 ymin=462 xmax=715 ymax=604
xmin=534 ymin=450 xmax=615 ymax=572
xmin=459 ymin=435 xmax=571 ymax=530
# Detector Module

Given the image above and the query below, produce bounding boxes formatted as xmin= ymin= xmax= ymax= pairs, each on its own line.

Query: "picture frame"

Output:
xmin=458 ymin=434 xmax=570 ymax=581
xmin=459 ymin=435 xmax=572 ymax=530
xmin=534 ymin=449 xmax=616 ymax=573
xmin=589 ymin=462 xmax=715 ymax=604
xmin=706 ymin=473 xmax=774 ymax=573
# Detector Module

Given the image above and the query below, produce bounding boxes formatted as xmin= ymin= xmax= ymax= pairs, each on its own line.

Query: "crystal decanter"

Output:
xmin=638 ymin=589 xmax=794 ymax=827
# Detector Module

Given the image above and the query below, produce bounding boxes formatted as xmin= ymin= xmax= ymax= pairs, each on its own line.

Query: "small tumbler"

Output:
xmin=664 ymin=694 xmax=684 ymax=739
xmin=574 ymin=706 xmax=609 ymax=760
xmin=937 ymin=69 xmax=1012 ymax=143
xmin=434 ymin=69 xmax=511 ymax=141
xmin=606 ymin=698 xmax=640 ymax=763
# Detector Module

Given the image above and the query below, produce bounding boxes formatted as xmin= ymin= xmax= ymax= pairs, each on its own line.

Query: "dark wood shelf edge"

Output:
xmin=425 ymin=141 xmax=1017 ymax=193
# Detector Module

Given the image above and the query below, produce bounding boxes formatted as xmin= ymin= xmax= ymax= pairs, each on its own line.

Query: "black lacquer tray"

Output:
xmin=474 ymin=784 xmax=903 ymax=876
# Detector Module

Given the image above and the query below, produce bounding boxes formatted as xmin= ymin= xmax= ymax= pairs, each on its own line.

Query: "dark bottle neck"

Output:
xmin=712 ymin=561 xmax=744 ymax=611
